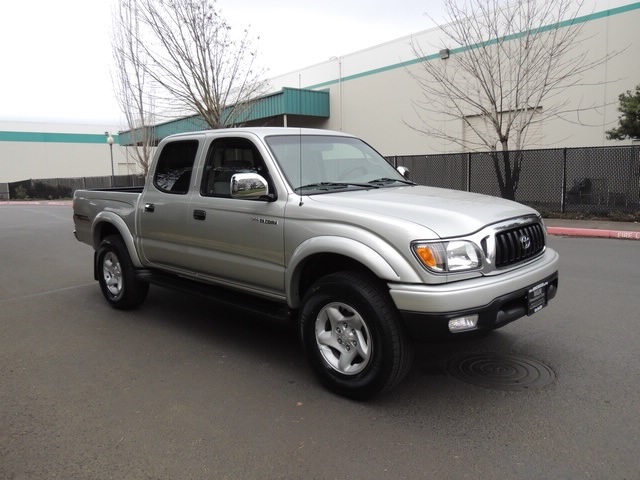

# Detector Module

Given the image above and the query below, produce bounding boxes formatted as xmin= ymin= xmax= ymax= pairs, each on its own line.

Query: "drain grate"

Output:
xmin=446 ymin=352 xmax=555 ymax=391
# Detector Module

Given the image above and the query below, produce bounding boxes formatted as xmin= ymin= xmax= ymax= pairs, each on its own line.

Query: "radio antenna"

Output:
xmin=298 ymin=74 xmax=304 ymax=207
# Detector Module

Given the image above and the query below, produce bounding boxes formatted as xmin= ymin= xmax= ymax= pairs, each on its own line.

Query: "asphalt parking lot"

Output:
xmin=1 ymin=204 xmax=639 ymax=479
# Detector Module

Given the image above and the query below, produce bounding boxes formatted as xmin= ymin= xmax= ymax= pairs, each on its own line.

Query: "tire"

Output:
xmin=299 ymin=271 xmax=413 ymax=400
xmin=96 ymin=235 xmax=149 ymax=310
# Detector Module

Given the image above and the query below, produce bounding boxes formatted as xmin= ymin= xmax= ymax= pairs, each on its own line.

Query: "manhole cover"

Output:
xmin=446 ymin=352 xmax=555 ymax=391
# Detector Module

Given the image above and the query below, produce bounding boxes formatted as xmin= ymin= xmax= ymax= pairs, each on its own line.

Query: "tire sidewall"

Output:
xmin=96 ymin=235 xmax=148 ymax=309
xmin=97 ymin=237 xmax=124 ymax=304
xmin=300 ymin=272 xmax=399 ymax=399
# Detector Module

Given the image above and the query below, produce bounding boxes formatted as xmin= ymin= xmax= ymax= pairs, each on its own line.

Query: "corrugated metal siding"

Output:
xmin=154 ymin=116 xmax=210 ymax=139
xmin=118 ymin=88 xmax=330 ymax=145
xmin=227 ymin=88 xmax=330 ymax=123
xmin=282 ymin=88 xmax=330 ymax=117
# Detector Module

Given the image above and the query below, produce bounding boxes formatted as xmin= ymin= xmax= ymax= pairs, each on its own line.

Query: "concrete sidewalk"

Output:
xmin=2 ymin=199 xmax=639 ymax=240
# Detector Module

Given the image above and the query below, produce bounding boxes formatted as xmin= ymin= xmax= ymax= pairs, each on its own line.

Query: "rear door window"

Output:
xmin=200 ymin=137 xmax=270 ymax=197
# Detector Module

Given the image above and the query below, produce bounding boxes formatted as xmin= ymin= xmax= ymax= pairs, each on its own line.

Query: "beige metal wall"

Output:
xmin=0 ymin=120 xmax=144 ymax=183
xmin=0 ymin=141 xmax=140 ymax=183
xmin=270 ymin=1 xmax=640 ymax=156
xmin=2 ymin=2 xmax=638 ymax=183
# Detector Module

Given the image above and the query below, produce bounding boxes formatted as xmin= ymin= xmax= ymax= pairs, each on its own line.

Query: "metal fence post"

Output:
xmin=467 ymin=152 xmax=471 ymax=192
xmin=561 ymin=147 xmax=567 ymax=213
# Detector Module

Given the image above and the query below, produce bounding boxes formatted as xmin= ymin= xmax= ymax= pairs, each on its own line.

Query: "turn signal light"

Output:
xmin=414 ymin=244 xmax=446 ymax=272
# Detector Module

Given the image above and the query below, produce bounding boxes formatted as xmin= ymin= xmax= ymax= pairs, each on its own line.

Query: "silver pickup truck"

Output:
xmin=73 ymin=127 xmax=558 ymax=399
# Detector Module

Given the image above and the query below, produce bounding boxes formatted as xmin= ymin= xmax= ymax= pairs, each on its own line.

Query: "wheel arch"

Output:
xmin=92 ymin=212 xmax=143 ymax=268
xmin=286 ymin=236 xmax=410 ymax=309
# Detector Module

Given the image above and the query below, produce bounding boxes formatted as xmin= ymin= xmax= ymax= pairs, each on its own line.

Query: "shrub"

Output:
xmin=15 ymin=185 xmax=28 ymax=200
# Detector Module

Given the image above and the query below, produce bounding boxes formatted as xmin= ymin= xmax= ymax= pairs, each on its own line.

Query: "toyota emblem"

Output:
xmin=520 ymin=235 xmax=531 ymax=250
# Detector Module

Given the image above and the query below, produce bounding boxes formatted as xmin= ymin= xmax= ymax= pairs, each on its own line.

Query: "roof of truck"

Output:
xmin=162 ymin=127 xmax=354 ymax=142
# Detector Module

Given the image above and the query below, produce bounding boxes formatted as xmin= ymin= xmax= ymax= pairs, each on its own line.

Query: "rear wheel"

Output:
xmin=96 ymin=235 xmax=149 ymax=309
xmin=299 ymin=271 xmax=413 ymax=400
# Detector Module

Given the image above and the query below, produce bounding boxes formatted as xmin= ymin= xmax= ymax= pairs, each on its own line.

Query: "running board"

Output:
xmin=135 ymin=269 xmax=293 ymax=322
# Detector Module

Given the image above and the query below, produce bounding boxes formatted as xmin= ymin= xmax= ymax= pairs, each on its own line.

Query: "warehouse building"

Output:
xmin=0 ymin=121 xmax=134 ymax=184
xmin=1 ymin=0 xmax=638 ymax=185
xmin=255 ymin=0 xmax=640 ymax=155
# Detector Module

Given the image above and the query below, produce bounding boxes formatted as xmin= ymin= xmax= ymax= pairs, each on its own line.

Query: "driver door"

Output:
xmin=184 ymin=136 xmax=286 ymax=296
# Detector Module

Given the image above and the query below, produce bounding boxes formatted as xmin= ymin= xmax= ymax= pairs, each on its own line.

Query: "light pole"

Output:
xmin=330 ymin=56 xmax=343 ymax=131
xmin=105 ymin=132 xmax=115 ymax=186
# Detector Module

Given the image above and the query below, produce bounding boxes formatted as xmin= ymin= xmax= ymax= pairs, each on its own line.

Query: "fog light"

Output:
xmin=448 ymin=314 xmax=479 ymax=333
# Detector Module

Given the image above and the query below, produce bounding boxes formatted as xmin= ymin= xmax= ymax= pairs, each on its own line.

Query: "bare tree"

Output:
xmin=128 ymin=0 xmax=267 ymax=128
xmin=112 ymin=0 xmax=156 ymax=176
xmin=410 ymin=0 xmax=616 ymax=200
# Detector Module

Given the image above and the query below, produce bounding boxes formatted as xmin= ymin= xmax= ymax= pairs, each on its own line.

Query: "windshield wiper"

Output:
xmin=368 ymin=177 xmax=416 ymax=186
xmin=296 ymin=182 xmax=379 ymax=192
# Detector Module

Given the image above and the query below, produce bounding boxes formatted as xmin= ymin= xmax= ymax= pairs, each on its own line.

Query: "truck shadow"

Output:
xmin=120 ymin=284 xmax=307 ymax=375
xmin=113 ymin=284 xmax=553 ymax=404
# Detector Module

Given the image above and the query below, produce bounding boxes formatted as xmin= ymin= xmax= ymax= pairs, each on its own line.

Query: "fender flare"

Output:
xmin=285 ymin=235 xmax=421 ymax=309
xmin=92 ymin=211 xmax=143 ymax=268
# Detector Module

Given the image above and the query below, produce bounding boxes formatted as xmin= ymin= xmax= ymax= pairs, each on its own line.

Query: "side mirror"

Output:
xmin=397 ymin=166 xmax=410 ymax=180
xmin=230 ymin=173 xmax=274 ymax=201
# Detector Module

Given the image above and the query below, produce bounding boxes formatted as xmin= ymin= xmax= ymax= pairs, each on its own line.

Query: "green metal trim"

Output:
xmin=118 ymin=88 xmax=330 ymax=144
xmin=227 ymin=87 xmax=329 ymax=124
xmin=308 ymin=2 xmax=640 ymax=90
xmin=154 ymin=116 xmax=210 ymax=140
xmin=117 ymin=116 xmax=210 ymax=145
xmin=244 ymin=87 xmax=330 ymax=119
xmin=0 ymin=131 xmax=117 ymax=144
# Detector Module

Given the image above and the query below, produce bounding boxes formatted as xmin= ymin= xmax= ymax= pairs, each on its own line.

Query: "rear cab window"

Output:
xmin=153 ymin=140 xmax=199 ymax=194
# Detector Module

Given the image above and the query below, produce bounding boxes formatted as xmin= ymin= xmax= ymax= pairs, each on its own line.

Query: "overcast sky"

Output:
xmin=0 ymin=0 xmax=440 ymax=127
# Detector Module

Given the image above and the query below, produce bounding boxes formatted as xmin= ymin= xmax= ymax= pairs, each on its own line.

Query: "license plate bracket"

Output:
xmin=527 ymin=281 xmax=548 ymax=315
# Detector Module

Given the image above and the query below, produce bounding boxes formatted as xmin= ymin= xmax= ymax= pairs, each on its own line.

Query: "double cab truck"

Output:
xmin=73 ymin=127 xmax=558 ymax=399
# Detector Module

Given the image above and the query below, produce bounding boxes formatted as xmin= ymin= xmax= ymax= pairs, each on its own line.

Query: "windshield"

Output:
xmin=265 ymin=135 xmax=410 ymax=193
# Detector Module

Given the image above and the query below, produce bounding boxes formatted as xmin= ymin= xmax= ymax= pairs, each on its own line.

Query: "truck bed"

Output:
xmin=73 ymin=188 xmax=142 ymax=247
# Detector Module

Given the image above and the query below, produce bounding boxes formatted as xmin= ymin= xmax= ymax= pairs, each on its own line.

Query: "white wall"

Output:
xmin=268 ymin=0 xmax=640 ymax=156
xmin=0 ymin=121 xmax=141 ymax=183
xmin=2 ymin=1 xmax=638 ymax=182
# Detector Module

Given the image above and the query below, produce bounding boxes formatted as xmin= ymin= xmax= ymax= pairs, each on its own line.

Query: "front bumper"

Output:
xmin=388 ymin=249 xmax=559 ymax=339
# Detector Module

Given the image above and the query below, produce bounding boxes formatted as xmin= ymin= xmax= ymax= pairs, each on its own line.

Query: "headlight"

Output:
xmin=412 ymin=240 xmax=482 ymax=273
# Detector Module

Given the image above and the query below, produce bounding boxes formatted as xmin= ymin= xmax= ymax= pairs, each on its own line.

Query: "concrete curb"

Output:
xmin=547 ymin=227 xmax=640 ymax=241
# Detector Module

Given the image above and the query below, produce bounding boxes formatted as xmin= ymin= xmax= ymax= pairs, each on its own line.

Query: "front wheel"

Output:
xmin=299 ymin=271 xmax=413 ymax=400
xmin=96 ymin=235 xmax=149 ymax=310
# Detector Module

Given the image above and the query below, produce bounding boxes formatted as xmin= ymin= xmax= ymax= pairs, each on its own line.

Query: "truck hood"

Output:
xmin=308 ymin=185 xmax=538 ymax=238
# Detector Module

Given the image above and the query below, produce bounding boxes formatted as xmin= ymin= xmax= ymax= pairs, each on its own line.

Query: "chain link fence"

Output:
xmin=5 ymin=146 xmax=640 ymax=216
xmin=391 ymin=145 xmax=640 ymax=215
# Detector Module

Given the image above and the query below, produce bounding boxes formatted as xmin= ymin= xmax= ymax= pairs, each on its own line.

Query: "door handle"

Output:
xmin=193 ymin=209 xmax=206 ymax=220
xmin=144 ymin=203 xmax=155 ymax=212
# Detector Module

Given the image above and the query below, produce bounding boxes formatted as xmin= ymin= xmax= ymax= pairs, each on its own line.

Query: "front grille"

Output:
xmin=495 ymin=222 xmax=545 ymax=268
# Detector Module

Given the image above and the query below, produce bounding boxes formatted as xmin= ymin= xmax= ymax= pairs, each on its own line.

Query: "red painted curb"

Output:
xmin=547 ymin=227 xmax=640 ymax=240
